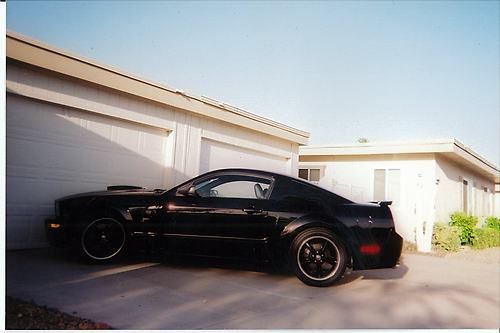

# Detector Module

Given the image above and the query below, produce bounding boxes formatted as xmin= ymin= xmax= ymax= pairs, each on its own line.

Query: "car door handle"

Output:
xmin=242 ymin=207 xmax=264 ymax=215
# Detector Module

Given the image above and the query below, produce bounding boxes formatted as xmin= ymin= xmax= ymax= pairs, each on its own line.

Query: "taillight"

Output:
xmin=360 ymin=244 xmax=381 ymax=255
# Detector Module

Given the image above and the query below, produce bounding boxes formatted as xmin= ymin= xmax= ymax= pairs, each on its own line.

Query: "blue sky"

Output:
xmin=7 ymin=1 xmax=500 ymax=165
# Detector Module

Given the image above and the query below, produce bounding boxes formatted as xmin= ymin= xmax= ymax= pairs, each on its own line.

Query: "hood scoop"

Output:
xmin=107 ymin=185 xmax=145 ymax=191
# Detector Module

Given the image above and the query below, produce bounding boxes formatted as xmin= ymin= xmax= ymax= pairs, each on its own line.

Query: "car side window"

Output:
xmin=271 ymin=179 xmax=324 ymax=211
xmin=194 ymin=175 xmax=271 ymax=199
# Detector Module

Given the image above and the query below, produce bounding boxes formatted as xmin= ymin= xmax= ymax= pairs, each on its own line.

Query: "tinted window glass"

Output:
xmin=212 ymin=180 xmax=270 ymax=199
xmin=194 ymin=175 xmax=271 ymax=199
xmin=298 ymin=169 xmax=308 ymax=180
xmin=271 ymin=179 xmax=323 ymax=211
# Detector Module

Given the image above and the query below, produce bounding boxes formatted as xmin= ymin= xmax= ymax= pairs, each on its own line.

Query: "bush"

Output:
xmin=485 ymin=216 xmax=500 ymax=231
xmin=432 ymin=224 xmax=461 ymax=252
xmin=449 ymin=212 xmax=478 ymax=245
xmin=402 ymin=240 xmax=417 ymax=253
xmin=472 ymin=228 xmax=500 ymax=249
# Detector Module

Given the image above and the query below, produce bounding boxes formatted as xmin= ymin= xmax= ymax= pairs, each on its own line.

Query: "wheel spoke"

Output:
xmin=320 ymin=240 xmax=328 ymax=254
xmin=307 ymin=263 xmax=316 ymax=276
xmin=324 ymin=255 xmax=337 ymax=265
xmin=315 ymin=262 xmax=322 ymax=278
xmin=300 ymin=255 xmax=312 ymax=264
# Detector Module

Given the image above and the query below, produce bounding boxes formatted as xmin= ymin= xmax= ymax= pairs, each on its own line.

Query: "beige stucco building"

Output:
xmin=299 ymin=140 xmax=500 ymax=252
xmin=6 ymin=32 xmax=309 ymax=249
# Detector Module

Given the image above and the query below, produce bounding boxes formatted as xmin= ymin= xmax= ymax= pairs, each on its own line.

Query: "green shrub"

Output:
xmin=472 ymin=228 xmax=500 ymax=249
xmin=402 ymin=240 xmax=417 ymax=253
xmin=449 ymin=212 xmax=478 ymax=245
xmin=485 ymin=216 xmax=500 ymax=231
xmin=432 ymin=224 xmax=461 ymax=252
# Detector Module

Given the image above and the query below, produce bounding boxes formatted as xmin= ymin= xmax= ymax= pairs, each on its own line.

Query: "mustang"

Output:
xmin=46 ymin=168 xmax=402 ymax=287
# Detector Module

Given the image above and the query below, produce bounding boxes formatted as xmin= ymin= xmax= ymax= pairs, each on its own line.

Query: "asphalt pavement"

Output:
xmin=6 ymin=248 xmax=499 ymax=329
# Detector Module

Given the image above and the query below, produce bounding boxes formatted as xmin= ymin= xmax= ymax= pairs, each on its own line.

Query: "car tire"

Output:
xmin=80 ymin=217 xmax=126 ymax=263
xmin=289 ymin=228 xmax=348 ymax=287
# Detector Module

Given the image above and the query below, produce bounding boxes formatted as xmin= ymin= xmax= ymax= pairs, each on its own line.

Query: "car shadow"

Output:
xmin=37 ymin=247 xmax=408 ymax=285
xmin=129 ymin=249 xmax=409 ymax=282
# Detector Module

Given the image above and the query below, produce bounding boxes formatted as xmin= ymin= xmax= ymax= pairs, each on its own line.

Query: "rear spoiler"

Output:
xmin=370 ymin=201 xmax=392 ymax=207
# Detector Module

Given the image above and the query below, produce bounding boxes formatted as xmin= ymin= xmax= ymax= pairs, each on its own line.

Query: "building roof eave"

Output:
xmin=6 ymin=31 xmax=310 ymax=145
xmin=299 ymin=139 xmax=500 ymax=183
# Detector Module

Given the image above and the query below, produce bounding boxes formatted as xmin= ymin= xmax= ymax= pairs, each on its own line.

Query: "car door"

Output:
xmin=163 ymin=172 xmax=278 ymax=258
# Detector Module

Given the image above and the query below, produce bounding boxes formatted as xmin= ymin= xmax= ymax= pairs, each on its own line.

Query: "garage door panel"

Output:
xmin=45 ymin=145 xmax=83 ymax=172
xmin=6 ymin=98 xmax=42 ymax=131
xmin=7 ymin=138 xmax=48 ymax=169
xmin=85 ymin=117 xmax=113 ymax=140
xmin=7 ymin=95 xmax=169 ymax=248
xmin=7 ymin=217 xmax=32 ymax=245
xmin=143 ymin=131 xmax=166 ymax=153
xmin=6 ymin=177 xmax=43 ymax=205
xmin=37 ymin=107 xmax=76 ymax=138
xmin=200 ymin=139 xmax=288 ymax=174
xmin=115 ymin=127 xmax=140 ymax=150
xmin=79 ymin=150 xmax=111 ymax=175
xmin=7 ymin=165 xmax=40 ymax=180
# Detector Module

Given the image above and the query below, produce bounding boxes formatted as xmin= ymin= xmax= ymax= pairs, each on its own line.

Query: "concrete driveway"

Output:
xmin=6 ymin=248 xmax=499 ymax=329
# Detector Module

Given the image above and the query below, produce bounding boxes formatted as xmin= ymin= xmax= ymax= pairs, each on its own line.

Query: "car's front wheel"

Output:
xmin=290 ymin=228 xmax=348 ymax=287
xmin=81 ymin=217 xmax=126 ymax=263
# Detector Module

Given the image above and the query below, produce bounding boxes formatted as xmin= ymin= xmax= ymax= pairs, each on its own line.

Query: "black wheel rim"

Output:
xmin=82 ymin=218 xmax=125 ymax=260
xmin=297 ymin=235 xmax=340 ymax=281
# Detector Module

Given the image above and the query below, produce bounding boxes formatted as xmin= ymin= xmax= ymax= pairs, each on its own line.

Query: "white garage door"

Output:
xmin=6 ymin=95 xmax=169 ymax=248
xmin=199 ymin=138 xmax=289 ymax=175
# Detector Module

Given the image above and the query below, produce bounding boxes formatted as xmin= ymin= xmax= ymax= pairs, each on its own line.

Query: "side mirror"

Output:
xmin=178 ymin=185 xmax=198 ymax=197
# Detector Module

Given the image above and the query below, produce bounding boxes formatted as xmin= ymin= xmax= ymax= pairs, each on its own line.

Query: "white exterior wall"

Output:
xmin=7 ymin=61 xmax=299 ymax=249
xmin=300 ymin=154 xmax=437 ymax=252
xmin=495 ymin=184 xmax=500 ymax=217
xmin=300 ymin=152 xmax=499 ymax=252
xmin=435 ymin=155 xmax=497 ymax=222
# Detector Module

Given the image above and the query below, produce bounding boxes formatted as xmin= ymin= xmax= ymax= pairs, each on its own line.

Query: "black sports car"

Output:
xmin=46 ymin=168 xmax=402 ymax=287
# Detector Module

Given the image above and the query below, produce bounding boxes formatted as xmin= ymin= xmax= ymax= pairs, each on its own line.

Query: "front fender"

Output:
xmin=73 ymin=200 xmax=134 ymax=225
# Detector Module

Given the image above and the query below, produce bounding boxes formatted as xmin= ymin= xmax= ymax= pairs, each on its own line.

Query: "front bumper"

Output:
xmin=45 ymin=217 xmax=71 ymax=247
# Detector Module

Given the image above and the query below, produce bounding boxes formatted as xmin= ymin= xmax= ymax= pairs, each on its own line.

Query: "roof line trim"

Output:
xmin=6 ymin=31 xmax=309 ymax=143
xmin=299 ymin=139 xmax=500 ymax=175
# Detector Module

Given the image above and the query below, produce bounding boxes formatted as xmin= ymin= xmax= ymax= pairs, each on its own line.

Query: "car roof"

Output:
xmin=202 ymin=168 xmax=353 ymax=203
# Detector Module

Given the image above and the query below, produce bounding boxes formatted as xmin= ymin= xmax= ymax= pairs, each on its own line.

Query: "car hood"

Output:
xmin=56 ymin=188 xmax=166 ymax=202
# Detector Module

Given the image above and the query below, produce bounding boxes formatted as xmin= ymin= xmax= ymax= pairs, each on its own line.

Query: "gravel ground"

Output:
xmin=5 ymin=296 xmax=112 ymax=330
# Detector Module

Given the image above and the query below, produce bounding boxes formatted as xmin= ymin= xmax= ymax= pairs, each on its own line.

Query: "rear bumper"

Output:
xmin=381 ymin=229 xmax=403 ymax=267
xmin=45 ymin=217 xmax=71 ymax=247
xmin=352 ymin=229 xmax=403 ymax=270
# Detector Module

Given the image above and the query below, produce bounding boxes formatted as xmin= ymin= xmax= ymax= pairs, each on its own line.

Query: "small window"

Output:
xmin=298 ymin=169 xmax=309 ymax=180
xmin=373 ymin=169 xmax=400 ymax=205
xmin=462 ymin=179 xmax=469 ymax=214
xmin=298 ymin=168 xmax=321 ymax=182
xmin=373 ymin=169 xmax=386 ymax=201
xmin=309 ymin=169 xmax=320 ymax=182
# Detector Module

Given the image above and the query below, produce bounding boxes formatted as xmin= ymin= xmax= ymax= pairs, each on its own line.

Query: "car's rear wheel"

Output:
xmin=81 ymin=217 xmax=126 ymax=263
xmin=290 ymin=228 xmax=348 ymax=287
